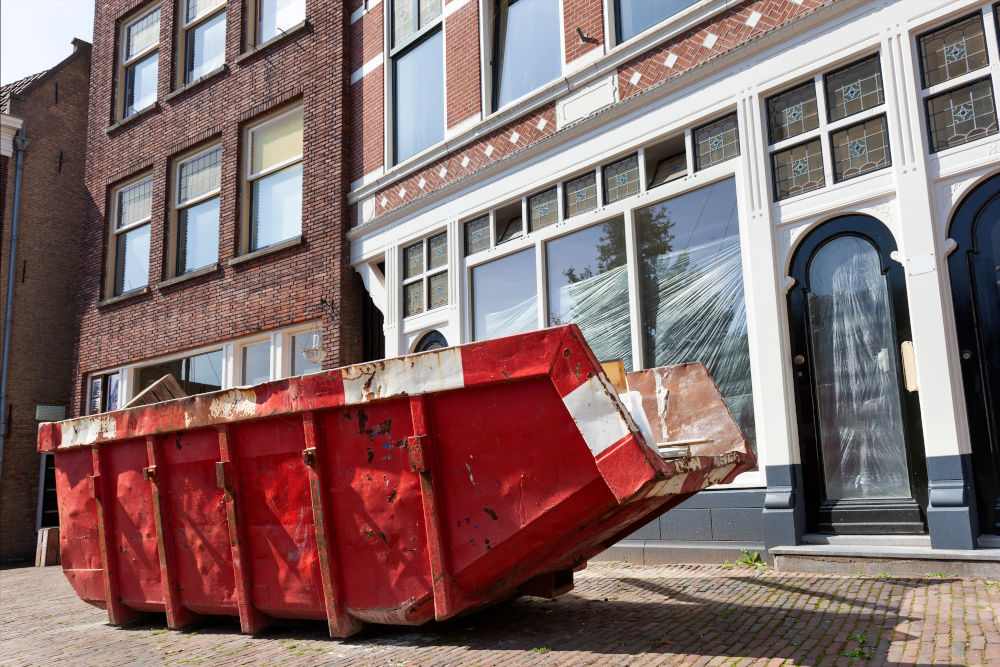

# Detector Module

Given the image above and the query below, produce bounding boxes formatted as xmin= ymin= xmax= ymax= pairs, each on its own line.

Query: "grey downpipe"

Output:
xmin=0 ymin=129 xmax=29 ymax=481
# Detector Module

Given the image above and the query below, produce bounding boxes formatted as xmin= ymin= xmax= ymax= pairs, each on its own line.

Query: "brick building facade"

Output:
xmin=0 ymin=41 xmax=91 ymax=561
xmin=73 ymin=1 xmax=372 ymax=427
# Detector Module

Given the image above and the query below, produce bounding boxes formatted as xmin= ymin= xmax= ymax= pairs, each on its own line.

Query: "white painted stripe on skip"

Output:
xmin=561 ymin=375 xmax=631 ymax=456
xmin=60 ymin=414 xmax=116 ymax=448
xmin=341 ymin=348 xmax=465 ymax=404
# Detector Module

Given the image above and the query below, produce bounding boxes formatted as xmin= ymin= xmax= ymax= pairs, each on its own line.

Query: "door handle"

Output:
xmin=900 ymin=341 xmax=918 ymax=392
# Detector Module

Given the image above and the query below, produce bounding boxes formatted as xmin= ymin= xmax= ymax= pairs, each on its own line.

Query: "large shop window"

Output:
xmin=245 ymin=105 xmax=303 ymax=251
xmin=119 ymin=5 xmax=160 ymax=118
xmin=546 ymin=218 xmax=632 ymax=370
xmin=110 ymin=176 xmax=153 ymax=296
xmin=472 ymin=247 xmax=537 ymax=340
xmin=492 ymin=0 xmax=561 ymax=111
xmin=180 ymin=0 xmax=226 ymax=84
xmin=635 ymin=178 xmax=756 ymax=448
xmin=173 ymin=144 xmax=221 ymax=275
xmin=615 ymin=0 xmax=700 ymax=44
xmin=392 ymin=0 xmax=444 ymax=163
xmin=136 ymin=349 xmax=223 ymax=396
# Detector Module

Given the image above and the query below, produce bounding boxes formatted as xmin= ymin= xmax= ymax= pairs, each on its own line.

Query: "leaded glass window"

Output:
xmin=112 ymin=176 xmax=153 ymax=296
xmin=465 ymin=216 xmax=491 ymax=255
xmin=926 ymin=78 xmax=999 ymax=152
xmin=694 ymin=113 xmax=740 ymax=171
xmin=428 ymin=271 xmax=448 ymax=310
xmin=246 ymin=106 xmax=303 ymax=252
xmin=824 ymin=55 xmax=884 ymax=122
xmin=175 ymin=145 xmax=221 ymax=275
xmin=772 ymin=139 xmax=824 ymax=200
xmin=402 ymin=232 xmax=448 ymax=317
xmin=120 ymin=6 xmax=160 ymax=118
xmin=603 ymin=154 xmax=640 ymax=204
xmin=403 ymin=243 xmax=423 ymax=279
xmin=393 ymin=0 xmax=442 ymax=47
xmin=564 ymin=172 xmax=598 ymax=217
xmin=528 ymin=187 xmax=559 ymax=231
xmin=831 ymin=115 xmax=891 ymax=182
xmin=918 ymin=13 xmax=989 ymax=89
xmin=428 ymin=231 xmax=448 ymax=269
xmin=767 ymin=81 xmax=819 ymax=143
xmin=404 ymin=282 xmax=424 ymax=316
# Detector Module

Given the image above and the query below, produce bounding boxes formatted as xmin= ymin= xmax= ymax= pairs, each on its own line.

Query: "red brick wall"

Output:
xmin=74 ymin=1 xmax=362 ymax=417
xmin=0 ymin=47 xmax=91 ymax=561
xmin=563 ymin=0 xmax=605 ymax=63
xmin=350 ymin=1 xmax=385 ymax=182
xmin=445 ymin=1 xmax=482 ymax=129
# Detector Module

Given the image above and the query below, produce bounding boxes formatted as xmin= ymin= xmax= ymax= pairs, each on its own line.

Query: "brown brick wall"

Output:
xmin=74 ymin=1 xmax=362 ymax=418
xmin=0 ymin=47 xmax=91 ymax=561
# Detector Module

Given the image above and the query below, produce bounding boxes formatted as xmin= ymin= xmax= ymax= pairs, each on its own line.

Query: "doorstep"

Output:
xmin=771 ymin=542 xmax=1000 ymax=578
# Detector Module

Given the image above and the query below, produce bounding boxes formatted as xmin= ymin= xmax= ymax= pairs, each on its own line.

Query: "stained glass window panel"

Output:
xmin=393 ymin=0 xmax=416 ymax=45
xmin=772 ymin=139 xmax=824 ymax=200
xmin=831 ymin=115 xmax=890 ymax=182
xmin=403 ymin=242 xmax=423 ymax=279
xmin=602 ymin=154 xmax=639 ymax=204
xmin=465 ymin=216 xmax=490 ymax=255
xmin=404 ymin=281 xmax=424 ymax=316
xmin=694 ymin=113 xmax=740 ymax=170
xmin=428 ymin=232 xmax=447 ymax=269
xmin=825 ymin=55 xmax=884 ymax=122
xmin=918 ymin=14 xmax=989 ymax=89
xmin=564 ymin=173 xmax=598 ymax=217
xmin=767 ymin=81 xmax=819 ymax=143
xmin=528 ymin=188 xmax=559 ymax=231
xmin=428 ymin=271 xmax=448 ymax=310
xmin=926 ymin=78 xmax=999 ymax=152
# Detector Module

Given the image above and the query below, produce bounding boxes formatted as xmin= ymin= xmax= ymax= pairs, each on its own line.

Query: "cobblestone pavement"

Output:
xmin=2 ymin=561 xmax=998 ymax=666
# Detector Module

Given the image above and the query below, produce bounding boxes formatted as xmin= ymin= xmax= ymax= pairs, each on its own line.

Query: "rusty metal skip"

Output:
xmin=38 ymin=325 xmax=754 ymax=636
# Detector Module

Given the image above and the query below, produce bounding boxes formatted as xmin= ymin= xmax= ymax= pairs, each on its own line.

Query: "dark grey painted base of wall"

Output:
xmin=625 ymin=489 xmax=766 ymax=543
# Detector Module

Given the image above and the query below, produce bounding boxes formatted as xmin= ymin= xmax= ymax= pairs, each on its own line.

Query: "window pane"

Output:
xmin=258 ymin=0 xmax=306 ymax=43
xmin=831 ymin=115 xmax=890 ymax=182
xmin=602 ymin=154 xmax=639 ymax=204
xmin=136 ymin=360 xmax=183 ymax=394
xmin=472 ymin=248 xmax=537 ymax=340
xmin=546 ymin=218 xmax=632 ymax=370
xmin=178 ymin=197 xmax=219 ymax=273
xmin=178 ymin=147 xmax=221 ymax=204
xmin=635 ymin=178 xmax=755 ymax=450
xmin=187 ymin=0 xmax=222 ymax=23
xmin=564 ymin=172 xmax=597 ymax=217
xmin=419 ymin=0 xmax=442 ymax=27
xmin=104 ymin=374 xmax=120 ymax=412
xmin=767 ymin=81 xmax=819 ymax=143
xmin=118 ymin=178 xmax=152 ymax=229
xmin=648 ymin=154 xmax=686 ymax=188
xmin=494 ymin=0 xmax=562 ymax=110
xmin=528 ymin=187 xmax=558 ymax=231
xmin=292 ymin=332 xmax=323 ymax=375
xmin=428 ymin=271 xmax=448 ymax=310
xmin=807 ymin=236 xmax=909 ymax=500
xmin=241 ymin=341 xmax=271 ymax=385
xmin=465 ymin=216 xmax=490 ymax=255
xmin=115 ymin=223 xmax=150 ymax=294
xmin=824 ymin=55 xmax=884 ymax=122
xmin=616 ymin=0 xmax=699 ymax=43
xmin=918 ymin=13 xmax=989 ymax=89
xmin=251 ymin=106 xmax=304 ymax=175
xmin=185 ymin=10 xmax=226 ymax=83
xmin=404 ymin=281 xmax=424 ymax=316
xmin=394 ymin=30 xmax=444 ymax=163
xmin=926 ymin=78 xmax=999 ymax=152
xmin=251 ymin=162 xmax=302 ymax=250
xmin=694 ymin=113 xmax=740 ymax=170
xmin=403 ymin=242 xmax=423 ymax=278
xmin=772 ymin=138 xmax=824 ymax=200
xmin=124 ymin=52 xmax=158 ymax=116
xmin=126 ymin=8 xmax=160 ymax=59
xmin=428 ymin=232 xmax=447 ymax=269
xmin=185 ymin=350 xmax=223 ymax=394
xmin=393 ymin=0 xmax=416 ymax=46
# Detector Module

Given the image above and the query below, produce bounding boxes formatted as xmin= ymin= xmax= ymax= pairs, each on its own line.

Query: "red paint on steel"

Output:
xmin=41 ymin=325 xmax=754 ymax=635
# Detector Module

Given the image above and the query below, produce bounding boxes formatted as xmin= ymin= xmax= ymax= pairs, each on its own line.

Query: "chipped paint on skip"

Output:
xmin=651 ymin=472 xmax=689 ymax=497
xmin=59 ymin=414 xmax=117 ymax=447
xmin=561 ymin=375 xmax=630 ymax=456
xmin=209 ymin=389 xmax=258 ymax=420
xmin=341 ymin=348 xmax=464 ymax=405
xmin=653 ymin=369 xmax=670 ymax=439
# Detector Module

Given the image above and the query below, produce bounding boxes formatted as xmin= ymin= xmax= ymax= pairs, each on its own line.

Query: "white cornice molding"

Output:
xmin=0 ymin=114 xmax=25 ymax=158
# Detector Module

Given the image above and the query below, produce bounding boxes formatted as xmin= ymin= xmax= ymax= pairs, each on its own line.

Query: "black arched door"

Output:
xmin=948 ymin=173 xmax=1000 ymax=535
xmin=788 ymin=216 xmax=927 ymax=533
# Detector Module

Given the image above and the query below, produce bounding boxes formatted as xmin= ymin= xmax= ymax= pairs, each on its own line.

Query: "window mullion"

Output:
xmin=813 ymin=75 xmax=835 ymax=188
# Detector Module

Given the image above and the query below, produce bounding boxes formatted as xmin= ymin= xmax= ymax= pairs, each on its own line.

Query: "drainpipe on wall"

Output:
xmin=0 ymin=129 xmax=30 ymax=482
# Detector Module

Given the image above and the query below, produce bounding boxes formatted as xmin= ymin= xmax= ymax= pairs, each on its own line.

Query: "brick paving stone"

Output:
xmin=1 ymin=562 xmax=999 ymax=666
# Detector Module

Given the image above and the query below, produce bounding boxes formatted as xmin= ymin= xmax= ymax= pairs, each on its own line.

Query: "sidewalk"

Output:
xmin=1 ymin=560 xmax=997 ymax=666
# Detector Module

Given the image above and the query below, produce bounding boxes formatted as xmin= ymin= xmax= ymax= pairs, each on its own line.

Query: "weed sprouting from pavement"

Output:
xmin=532 ymin=647 xmax=551 ymax=654
xmin=735 ymin=548 xmax=767 ymax=571
xmin=842 ymin=647 xmax=872 ymax=661
xmin=848 ymin=631 xmax=868 ymax=644
xmin=924 ymin=571 xmax=958 ymax=579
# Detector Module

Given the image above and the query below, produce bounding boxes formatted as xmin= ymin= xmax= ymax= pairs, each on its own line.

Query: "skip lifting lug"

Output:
xmin=302 ymin=447 xmax=318 ymax=469
xmin=142 ymin=465 xmax=157 ymax=483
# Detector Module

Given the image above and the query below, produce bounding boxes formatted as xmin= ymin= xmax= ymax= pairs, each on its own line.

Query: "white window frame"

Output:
xmin=118 ymin=4 xmax=161 ymax=119
xmin=107 ymin=174 xmax=153 ymax=297
xmin=177 ymin=0 xmax=227 ymax=86
xmin=171 ymin=142 xmax=222 ymax=277
xmin=283 ymin=323 xmax=326 ymax=377
xmin=243 ymin=104 xmax=304 ymax=253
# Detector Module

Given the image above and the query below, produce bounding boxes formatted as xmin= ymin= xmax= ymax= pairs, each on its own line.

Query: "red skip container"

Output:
xmin=39 ymin=325 xmax=754 ymax=636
